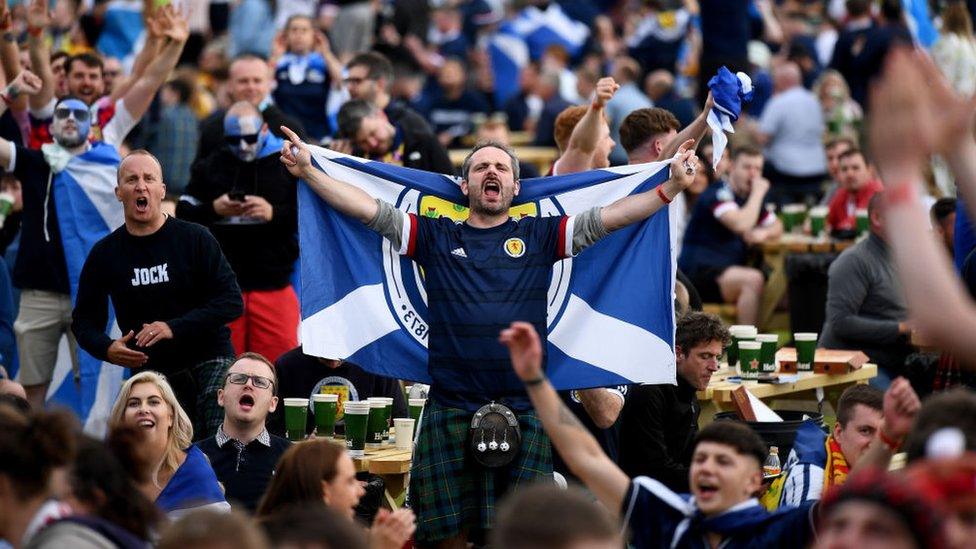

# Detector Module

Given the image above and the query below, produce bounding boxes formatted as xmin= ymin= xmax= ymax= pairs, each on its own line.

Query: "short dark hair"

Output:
xmin=160 ymin=509 xmax=269 ymax=549
xmin=619 ymin=108 xmax=681 ymax=154
xmin=229 ymin=352 xmax=278 ymax=394
xmin=825 ymin=136 xmax=856 ymax=151
xmin=695 ymin=420 xmax=767 ymax=469
xmin=336 ymin=99 xmax=379 ymax=139
xmin=66 ymin=52 xmax=104 ymax=76
xmin=50 ymin=50 xmax=70 ymax=65
xmin=347 ymin=51 xmax=394 ymax=83
xmin=904 ymin=389 xmax=976 ymax=463
xmin=931 ymin=197 xmax=957 ymax=227
xmin=676 ymin=312 xmax=729 ymax=354
xmin=838 ymin=147 xmax=868 ymax=164
xmin=731 ymin=146 xmax=763 ymax=161
xmin=846 ymin=0 xmax=871 ymax=17
xmin=836 ymin=384 xmax=883 ymax=427
xmin=260 ymin=505 xmax=367 ymax=549
xmin=491 ymin=484 xmax=621 ymax=549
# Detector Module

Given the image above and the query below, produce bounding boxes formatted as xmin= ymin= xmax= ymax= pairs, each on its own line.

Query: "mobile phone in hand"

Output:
xmin=228 ymin=190 xmax=246 ymax=202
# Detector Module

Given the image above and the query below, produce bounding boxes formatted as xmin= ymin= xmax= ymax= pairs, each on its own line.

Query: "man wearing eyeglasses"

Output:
xmin=197 ymin=352 xmax=291 ymax=512
xmin=178 ymin=102 xmax=299 ymax=363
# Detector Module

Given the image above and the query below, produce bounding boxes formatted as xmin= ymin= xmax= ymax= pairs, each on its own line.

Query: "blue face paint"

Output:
xmin=53 ymin=98 xmax=92 ymax=146
xmin=224 ymin=114 xmax=268 ymax=162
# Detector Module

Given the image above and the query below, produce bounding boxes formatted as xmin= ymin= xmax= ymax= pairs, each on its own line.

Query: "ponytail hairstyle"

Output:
xmin=0 ymin=406 xmax=77 ymax=500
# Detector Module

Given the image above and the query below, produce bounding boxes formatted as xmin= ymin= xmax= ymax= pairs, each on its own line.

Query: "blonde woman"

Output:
xmin=110 ymin=371 xmax=229 ymax=518
xmin=933 ymin=1 xmax=976 ymax=95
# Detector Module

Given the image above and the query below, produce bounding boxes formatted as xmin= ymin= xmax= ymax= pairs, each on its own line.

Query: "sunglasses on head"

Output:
xmin=225 ymin=372 xmax=275 ymax=390
xmin=54 ymin=107 xmax=91 ymax=123
xmin=225 ymin=134 xmax=260 ymax=146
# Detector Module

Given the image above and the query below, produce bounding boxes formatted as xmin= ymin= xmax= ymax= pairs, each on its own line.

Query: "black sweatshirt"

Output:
xmin=177 ymin=149 xmax=298 ymax=291
xmin=618 ymin=379 xmax=700 ymax=493
xmin=72 ymin=216 xmax=243 ymax=373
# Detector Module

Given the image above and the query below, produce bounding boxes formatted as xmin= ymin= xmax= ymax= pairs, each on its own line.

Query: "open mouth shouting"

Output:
xmin=137 ymin=417 xmax=156 ymax=429
xmin=694 ymin=479 xmax=720 ymax=501
xmin=135 ymin=196 xmax=149 ymax=213
xmin=239 ymin=394 xmax=255 ymax=412
xmin=482 ymin=178 xmax=501 ymax=200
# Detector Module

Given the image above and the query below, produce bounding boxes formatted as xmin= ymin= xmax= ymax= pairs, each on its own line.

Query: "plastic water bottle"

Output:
xmin=763 ymin=446 xmax=781 ymax=476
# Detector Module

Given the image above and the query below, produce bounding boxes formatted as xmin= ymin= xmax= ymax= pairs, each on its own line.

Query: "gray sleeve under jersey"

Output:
xmin=366 ymin=199 xmax=406 ymax=250
xmin=365 ymin=199 xmax=609 ymax=256
xmin=572 ymin=206 xmax=609 ymax=255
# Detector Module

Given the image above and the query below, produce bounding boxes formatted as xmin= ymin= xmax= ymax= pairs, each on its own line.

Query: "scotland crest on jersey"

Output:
xmin=298 ymin=146 xmax=679 ymax=390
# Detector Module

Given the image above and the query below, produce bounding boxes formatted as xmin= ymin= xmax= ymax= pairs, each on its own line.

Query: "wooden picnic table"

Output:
xmin=349 ymin=442 xmax=413 ymax=508
xmin=696 ymin=363 xmax=878 ymax=428
xmin=757 ymin=233 xmax=855 ymax=329
xmin=461 ymin=131 xmax=534 ymax=147
xmin=449 ymin=146 xmax=559 ymax=174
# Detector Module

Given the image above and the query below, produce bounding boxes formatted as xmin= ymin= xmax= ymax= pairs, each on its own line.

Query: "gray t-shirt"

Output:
xmin=760 ymin=87 xmax=828 ymax=177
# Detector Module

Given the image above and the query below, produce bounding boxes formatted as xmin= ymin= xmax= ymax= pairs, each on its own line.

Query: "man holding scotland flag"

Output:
xmin=280 ymin=122 xmax=698 ymax=547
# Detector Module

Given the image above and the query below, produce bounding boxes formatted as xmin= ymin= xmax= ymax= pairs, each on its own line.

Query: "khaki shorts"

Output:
xmin=14 ymin=290 xmax=78 ymax=386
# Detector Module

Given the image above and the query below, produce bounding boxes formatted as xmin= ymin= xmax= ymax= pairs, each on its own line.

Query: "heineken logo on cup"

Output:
xmin=794 ymin=333 xmax=818 ymax=371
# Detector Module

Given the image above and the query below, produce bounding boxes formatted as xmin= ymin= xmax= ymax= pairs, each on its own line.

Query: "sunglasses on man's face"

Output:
xmin=225 ymin=134 xmax=260 ymax=146
xmin=225 ymin=372 xmax=274 ymax=390
xmin=54 ymin=107 xmax=90 ymax=123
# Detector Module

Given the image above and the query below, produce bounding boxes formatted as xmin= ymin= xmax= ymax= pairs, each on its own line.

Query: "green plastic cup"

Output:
xmin=283 ymin=398 xmax=309 ymax=442
xmin=343 ymin=401 xmax=370 ymax=458
xmin=756 ymin=334 xmax=778 ymax=373
xmin=855 ymin=208 xmax=869 ymax=235
xmin=794 ymin=333 xmax=818 ymax=371
xmin=737 ymin=341 xmax=762 ymax=380
xmin=809 ymin=206 xmax=827 ymax=238
xmin=312 ymin=394 xmax=339 ymax=438
xmin=783 ymin=204 xmax=807 ymax=234
xmin=409 ymin=398 xmax=426 ymax=422
xmin=366 ymin=399 xmax=387 ymax=448
xmin=375 ymin=397 xmax=394 ymax=443
xmin=728 ymin=325 xmax=757 ymax=369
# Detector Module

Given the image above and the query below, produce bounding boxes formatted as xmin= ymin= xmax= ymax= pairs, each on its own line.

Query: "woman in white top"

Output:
xmin=933 ymin=2 xmax=976 ymax=95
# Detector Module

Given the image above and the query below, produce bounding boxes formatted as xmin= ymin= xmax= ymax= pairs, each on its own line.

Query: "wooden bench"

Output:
xmin=703 ymin=303 xmax=738 ymax=324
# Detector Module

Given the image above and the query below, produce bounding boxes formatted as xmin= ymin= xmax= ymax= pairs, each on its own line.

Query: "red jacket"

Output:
xmin=827 ymin=179 xmax=884 ymax=230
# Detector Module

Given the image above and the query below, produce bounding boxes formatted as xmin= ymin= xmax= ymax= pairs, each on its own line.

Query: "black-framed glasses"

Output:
xmin=225 ymin=372 xmax=274 ymax=391
xmin=54 ymin=107 xmax=90 ymax=123
xmin=225 ymin=134 xmax=260 ymax=146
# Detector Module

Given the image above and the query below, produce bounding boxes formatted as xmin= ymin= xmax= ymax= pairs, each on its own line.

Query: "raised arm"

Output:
xmin=0 ymin=0 xmax=23 ymax=111
xmin=851 ymin=377 xmax=920 ymax=474
xmin=119 ymin=5 xmax=188 ymax=122
xmin=110 ymin=0 xmax=162 ymax=102
xmin=660 ymin=93 xmax=713 ymax=161
xmin=500 ymin=322 xmax=630 ymax=517
xmin=279 ymin=125 xmax=380 ymax=224
xmin=26 ymin=0 xmax=54 ymax=112
xmin=555 ymin=77 xmax=619 ymax=174
xmin=870 ymin=49 xmax=976 ymax=362
xmin=600 ymin=140 xmax=697 ymax=232
xmin=575 ymin=388 xmax=623 ymax=430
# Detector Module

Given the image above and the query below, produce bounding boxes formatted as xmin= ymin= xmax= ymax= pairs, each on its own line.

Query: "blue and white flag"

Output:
xmin=503 ymin=3 xmax=590 ymax=61
xmin=49 ymin=142 xmax=125 ymax=437
xmin=487 ymin=32 xmax=530 ymax=110
xmin=706 ymin=67 xmax=753 ymax=170
xmin=298 ymin=147 xmax=677 ymax=390
xmin=96 ymin=0 xmax=145 ymax=72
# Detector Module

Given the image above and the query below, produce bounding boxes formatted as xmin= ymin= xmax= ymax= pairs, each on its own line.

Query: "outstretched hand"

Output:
xmin=279 ymin=126 xmax=312 ymax=177
xmin=499 ymin=321 xmax=544 ymax=382
xmin=668 ymin=139 xmax=698 ymax=191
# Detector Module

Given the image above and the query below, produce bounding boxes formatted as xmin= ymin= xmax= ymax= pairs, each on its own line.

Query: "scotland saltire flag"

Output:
xmin=50 ymin=143 xmax=125 ymax=436
xmin=488 ymin=32 xmax=529 ymax=110
xmin=504 ymin=3 xmax=590 ymax=61
xmin=298 ymin=147 xmax=677 ymax=390
xmin=96 ymin=0 xmax=144 ymax=72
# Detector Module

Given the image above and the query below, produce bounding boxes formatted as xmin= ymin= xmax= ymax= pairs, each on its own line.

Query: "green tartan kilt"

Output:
xmin=409 ymin=399 xmax=553 ymax=544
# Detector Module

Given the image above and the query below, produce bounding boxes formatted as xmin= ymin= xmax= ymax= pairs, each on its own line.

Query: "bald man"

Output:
xmin=756 ymin=62 xmax=828 ymax=204
xmin=73 ymin=150 xmax=243 ymax=439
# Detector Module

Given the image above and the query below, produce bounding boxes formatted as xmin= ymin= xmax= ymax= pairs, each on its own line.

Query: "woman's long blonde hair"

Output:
xmin=109 ymin=371 xmax=193 ymax=485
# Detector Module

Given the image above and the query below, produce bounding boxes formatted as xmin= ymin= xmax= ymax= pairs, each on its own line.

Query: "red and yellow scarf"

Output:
xmin=823 ymin=435 xmax=850 ymax=492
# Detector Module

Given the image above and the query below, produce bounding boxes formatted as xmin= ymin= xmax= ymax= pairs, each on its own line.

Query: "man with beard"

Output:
xmin=279 ymin=125 xmax=698 ymax=548
xmin=25 ymin=3 xmax=190 ymax=149
xmin=178 ymin=102 xmax=299 ymax=362
xmin=72 ymin=150 xmax=243 ymax=439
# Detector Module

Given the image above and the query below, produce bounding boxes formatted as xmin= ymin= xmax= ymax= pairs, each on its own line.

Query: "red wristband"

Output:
xmin=656 ymin=184 xmax=672 ymax=204
xmin=879 ymin=428 xmax=902 ymax=453
xmin=884 ymin=183 xmax=917 ymax=208
xmin=27 ymin=26 xmax=43 ymax=37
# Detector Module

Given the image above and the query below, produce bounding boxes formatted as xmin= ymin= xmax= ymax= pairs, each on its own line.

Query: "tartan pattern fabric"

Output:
xmin=195 ymin=356 xmax=234 ymax=439
xmin=409 ymin=400 xmax=553 ymax=543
